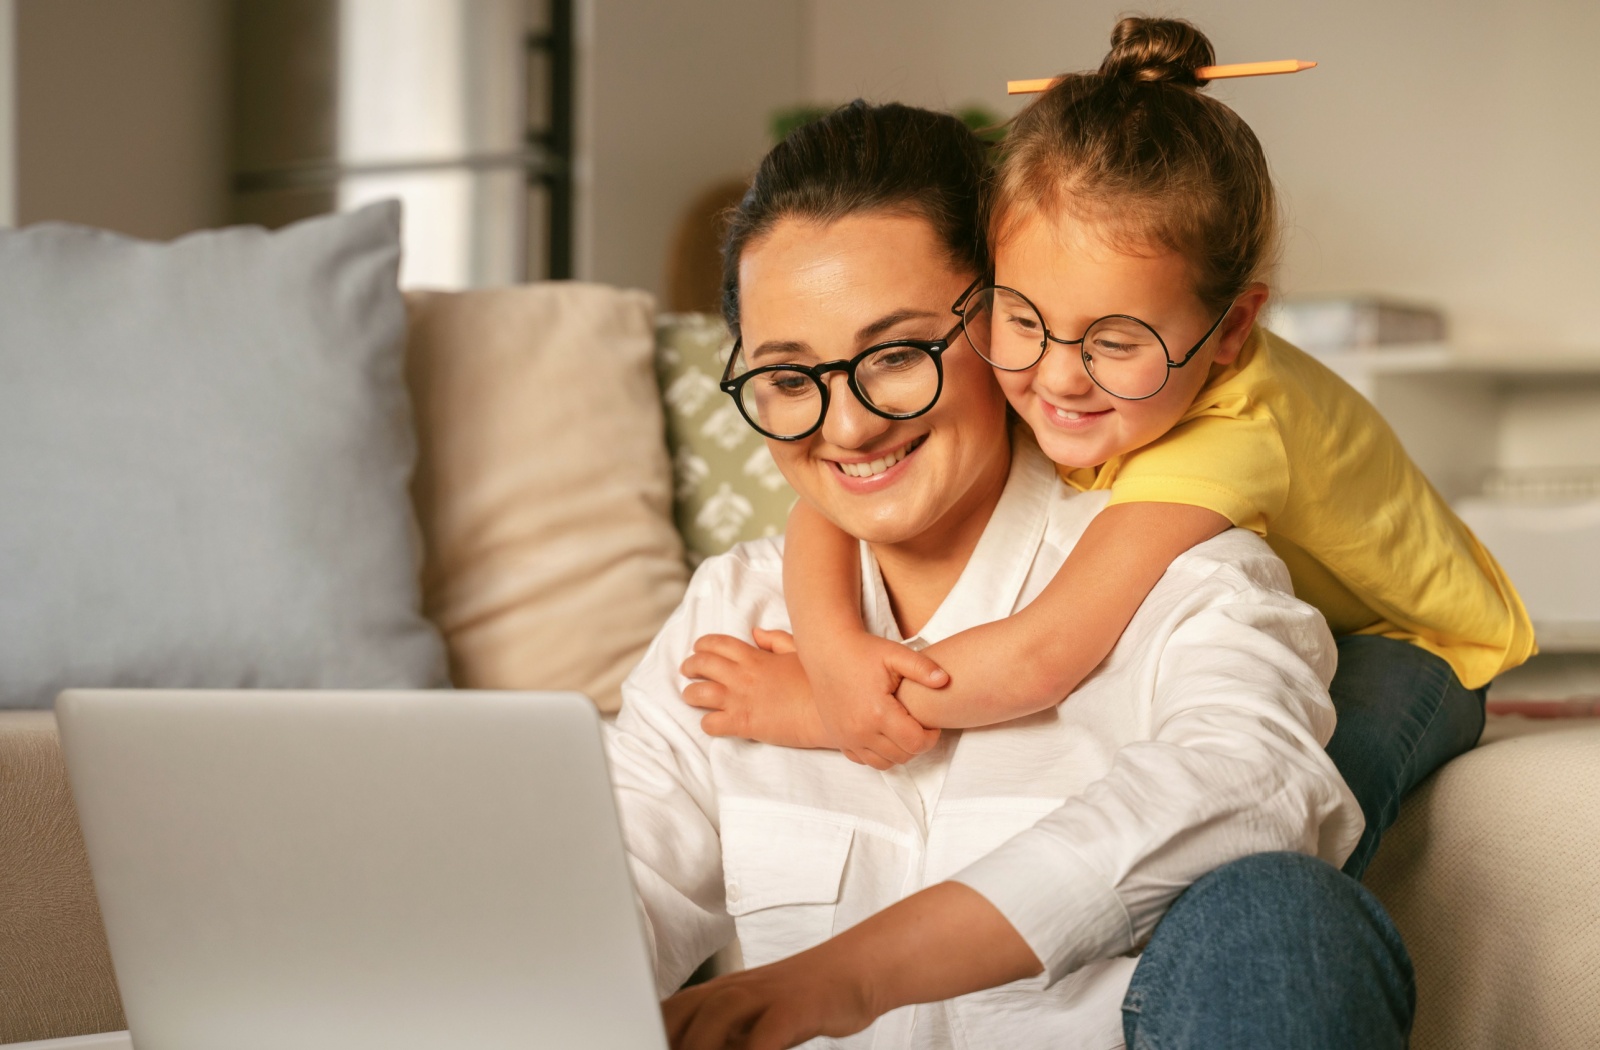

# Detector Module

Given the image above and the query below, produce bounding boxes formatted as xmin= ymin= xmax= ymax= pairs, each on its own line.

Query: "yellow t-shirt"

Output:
xmin=1058 ymin=326 xmax=1535 ymax=689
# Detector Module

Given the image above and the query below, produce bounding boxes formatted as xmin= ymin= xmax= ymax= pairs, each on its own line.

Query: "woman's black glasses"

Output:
xmin=719 ymin=320 xmax=962 ymax=441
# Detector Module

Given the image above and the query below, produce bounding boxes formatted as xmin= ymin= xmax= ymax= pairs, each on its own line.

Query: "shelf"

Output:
xmin=1533 ymin=621 xmax=1600 ymax=654
xmin=1315 ymin=344 xmax=1600 ymax=378
xmin=1313 ymin=349 xmax=1600 ymax=638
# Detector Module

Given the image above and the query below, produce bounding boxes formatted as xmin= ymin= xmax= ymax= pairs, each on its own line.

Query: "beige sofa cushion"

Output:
xmin=1366 ymin=721 xmax=1600 ymax=1050
xmin=0 ymin=712 xmax=124 ymax=1043
xmin=406 ymin=285 xmax=689 ymax=712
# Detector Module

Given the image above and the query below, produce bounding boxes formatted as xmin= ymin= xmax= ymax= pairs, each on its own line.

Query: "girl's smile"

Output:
xmin=1035 ymin=399 xmax=1114 ymax=432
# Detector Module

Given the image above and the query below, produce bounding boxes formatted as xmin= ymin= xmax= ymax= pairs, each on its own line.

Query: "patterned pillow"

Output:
xmin=656 ymin=314 xmax=796 ymax=562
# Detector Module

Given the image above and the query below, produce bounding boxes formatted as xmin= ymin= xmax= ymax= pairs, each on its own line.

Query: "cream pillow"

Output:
xmin=406 ymin=285 xmax=689 ymax=713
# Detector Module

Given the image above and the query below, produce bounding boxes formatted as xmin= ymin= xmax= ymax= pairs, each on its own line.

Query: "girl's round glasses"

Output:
xmin=956 ymin=284 xmax=1233 ymax=401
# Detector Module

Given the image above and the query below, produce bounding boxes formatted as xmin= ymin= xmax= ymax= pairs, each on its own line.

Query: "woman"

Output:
xmin=607 ymin=101 xmax=1411 ymax=1049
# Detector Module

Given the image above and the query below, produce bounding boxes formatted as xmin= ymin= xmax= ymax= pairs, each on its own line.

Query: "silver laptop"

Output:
xmin=55 ymin=689 xmax=668 ymax=1050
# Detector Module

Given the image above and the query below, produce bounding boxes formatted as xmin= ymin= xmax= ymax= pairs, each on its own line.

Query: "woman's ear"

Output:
xmin=1211 ymin=283 xmax=1270 ymax=366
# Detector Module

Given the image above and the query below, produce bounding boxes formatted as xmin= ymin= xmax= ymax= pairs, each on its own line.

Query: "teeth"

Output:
xmin=838 ymin=440 xmax=917 ymax=478
xmin=1053 ymin=407 xmax=1083 ymax=421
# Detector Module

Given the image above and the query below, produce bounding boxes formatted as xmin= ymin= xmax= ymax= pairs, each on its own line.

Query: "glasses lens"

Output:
xmin=962 ymin=287 xmax=1047 ymax=371
xmin=1082 ymin=316 xmax=1169 ymax=398
xmin=737 ymin=367 xmax=822 ymax=438
xmin=855 ymin=345 xmax=940 ymax=417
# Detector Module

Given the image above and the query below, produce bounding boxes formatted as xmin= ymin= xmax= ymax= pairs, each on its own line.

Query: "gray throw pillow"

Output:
xmin=0 ymin=202 xmax=449 ymax=708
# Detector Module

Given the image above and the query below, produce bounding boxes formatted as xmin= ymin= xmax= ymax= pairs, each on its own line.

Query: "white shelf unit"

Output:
xmin=1319 ymin=345 xmax=1600 ymax=503
xmin=1318 ymin=345 xmax=1600 ymax=695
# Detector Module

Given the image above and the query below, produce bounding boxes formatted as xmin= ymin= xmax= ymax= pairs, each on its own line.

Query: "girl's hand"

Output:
xmin=806 ymin=630 xmax=945 ymax=770
xmin=662 ymin=943 xmax=882 ymax=1050
xmin=680 ymin=630 xmax=831 ymax=749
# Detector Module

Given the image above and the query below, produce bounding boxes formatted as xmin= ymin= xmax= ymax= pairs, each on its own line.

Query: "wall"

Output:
xmin=0 ymin=0 xmax=13 ymax=226
xmin=14 ymin=0 xmax=230 ymax=240
xmin=578 ymin=0 xmax=804 ymax=298
xmin=804 ymin=0 xmax=1600 ymax=351
xmin=10 ymin=0 xmax=1590 ymax=330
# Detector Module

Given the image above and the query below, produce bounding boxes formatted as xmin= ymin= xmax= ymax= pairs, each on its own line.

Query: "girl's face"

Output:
xmin=737 ymin=211 xmax=1011 ymax=551
xmin=991 ymin=210 xmax=1263 ymax=470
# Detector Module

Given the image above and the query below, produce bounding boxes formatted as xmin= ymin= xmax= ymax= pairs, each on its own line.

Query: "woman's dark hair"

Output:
xmin=720 ymin=100 xmax=992 ymax=334
xmin=994 ymin=16 xmax=1279 ymax=310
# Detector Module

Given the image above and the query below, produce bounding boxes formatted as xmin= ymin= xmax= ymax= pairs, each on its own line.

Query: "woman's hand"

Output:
xmin=681 ymin=630 xmax=832 ymax=749
xmin=662 ymin=882 xmax=1042 ymax=1049
xmin=662 ymin=942 xmax=881 ymax=1050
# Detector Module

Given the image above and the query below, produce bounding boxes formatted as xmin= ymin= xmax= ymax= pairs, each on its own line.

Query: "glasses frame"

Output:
xmin=719 ymin=315 xmax=965 ymax=441
xmin=952 ymin=283 xmax=1234 ymax=402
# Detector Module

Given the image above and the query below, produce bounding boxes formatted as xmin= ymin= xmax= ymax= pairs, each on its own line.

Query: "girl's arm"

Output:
xmin=662 ymin=881 xmax=1038 ymax=1050
xmin=782 ymin=500 xmax=945 ymax=767
xmin=690 ymin=503 xmax=1229 ymax=754
xmin=896 ymin=501 xmax=1230 ymax=728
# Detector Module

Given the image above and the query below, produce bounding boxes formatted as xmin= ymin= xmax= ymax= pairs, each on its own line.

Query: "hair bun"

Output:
xmin=1098 ymin=17 xmax=1216 ymax=87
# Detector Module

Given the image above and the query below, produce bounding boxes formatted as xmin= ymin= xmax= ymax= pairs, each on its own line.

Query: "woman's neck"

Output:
xmin=869 ymin=442 xmax=1012 ymax=639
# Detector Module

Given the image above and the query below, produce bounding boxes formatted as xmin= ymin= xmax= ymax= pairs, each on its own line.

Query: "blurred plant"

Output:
xmin=953 ymin=105 xmax=1006 ymax=143
xmin=769 ymin=103 xmax=1006 ymax=145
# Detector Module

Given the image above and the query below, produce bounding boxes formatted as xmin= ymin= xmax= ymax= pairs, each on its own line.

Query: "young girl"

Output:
xmin=694 ymin=17 xmax=1535 ymax=877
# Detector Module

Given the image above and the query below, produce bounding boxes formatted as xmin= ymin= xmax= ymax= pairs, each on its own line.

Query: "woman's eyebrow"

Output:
xmin=857 ymin=309 xmax=941 ymax=342
xmin=748 ymin=309 xmax=940 ymax=364
xmin=748 ymin=339 xmax=811 ymax=363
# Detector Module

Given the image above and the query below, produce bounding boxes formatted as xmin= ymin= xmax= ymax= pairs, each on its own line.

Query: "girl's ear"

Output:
xmin=1211 ymin=283 xmax=1270 ymax=366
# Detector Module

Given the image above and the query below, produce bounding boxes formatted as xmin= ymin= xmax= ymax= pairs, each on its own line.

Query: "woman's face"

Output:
xmin=992 ymin=210 xmax=1252 ymax=470
xmin=736 ymin=211 xmax=1011 ymax=549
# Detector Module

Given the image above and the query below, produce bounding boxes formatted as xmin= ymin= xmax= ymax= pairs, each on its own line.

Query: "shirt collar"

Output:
xmin=858 ymin=429 xmax=1057 ymax=647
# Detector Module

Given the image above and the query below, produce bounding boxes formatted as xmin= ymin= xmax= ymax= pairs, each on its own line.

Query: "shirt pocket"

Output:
xmin=720 ymin=802 xmax=854 ymax=971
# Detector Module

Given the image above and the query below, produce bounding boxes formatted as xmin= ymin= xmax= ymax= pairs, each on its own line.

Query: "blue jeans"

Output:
xmin=1122 ymin=852 xmax=1414 ymax=1049
xmin=1325 ymin=635 xmax=1487 ymax=878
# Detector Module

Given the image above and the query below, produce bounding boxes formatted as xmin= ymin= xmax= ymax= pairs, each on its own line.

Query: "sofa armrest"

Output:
xmin=1365 ymin=722 xmax=1600 ymax=1050
xmin=0 ymin=712 xmax=125 ymax=1043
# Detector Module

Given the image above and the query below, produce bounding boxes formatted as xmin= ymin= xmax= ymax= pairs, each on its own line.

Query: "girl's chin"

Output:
xmin=1032 ymin=433 xmax=1116 ymax=471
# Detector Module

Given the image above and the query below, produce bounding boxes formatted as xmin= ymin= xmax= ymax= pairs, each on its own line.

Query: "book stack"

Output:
xmin=1265 ymin=296 xmax=1446 ymax=353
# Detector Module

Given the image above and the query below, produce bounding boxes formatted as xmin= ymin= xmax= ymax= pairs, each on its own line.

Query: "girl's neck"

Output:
xmin=868 ymin=444 xmax=1012 ymax=639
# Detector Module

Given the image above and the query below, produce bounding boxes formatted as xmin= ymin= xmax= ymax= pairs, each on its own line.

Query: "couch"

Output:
xmin=1 ymin=240 xmax=1597 ymax=1046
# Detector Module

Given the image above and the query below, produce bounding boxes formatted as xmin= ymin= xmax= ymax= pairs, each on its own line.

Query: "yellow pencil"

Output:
xmin=1007 ymin=60 xmax=1317 ymax=95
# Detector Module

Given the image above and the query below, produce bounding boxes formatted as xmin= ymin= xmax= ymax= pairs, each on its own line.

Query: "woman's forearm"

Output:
xmin=661 ymin=882 xmax=1042 ymax=1049
xmin=827 ymin=881 xmax=1042 ymax=1015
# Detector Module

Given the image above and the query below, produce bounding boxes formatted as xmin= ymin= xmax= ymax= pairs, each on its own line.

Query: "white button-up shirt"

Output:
xmin=608 ymin=436 xmax=1363 ymax=1050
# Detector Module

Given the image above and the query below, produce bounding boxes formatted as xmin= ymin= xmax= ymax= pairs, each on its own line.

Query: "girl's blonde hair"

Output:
xmin=993 ymin=17 xmax=1279 ymax=310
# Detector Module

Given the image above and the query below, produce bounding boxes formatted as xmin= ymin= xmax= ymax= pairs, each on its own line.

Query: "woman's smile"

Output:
xmin=825 ymin=434 xmax=927 ymax=486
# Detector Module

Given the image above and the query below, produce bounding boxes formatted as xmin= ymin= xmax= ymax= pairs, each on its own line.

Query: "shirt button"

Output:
xmin=726 ymin=880 xmax=741 ymax=904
